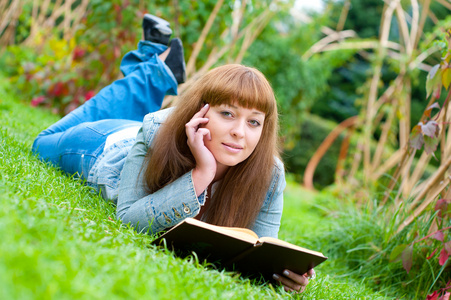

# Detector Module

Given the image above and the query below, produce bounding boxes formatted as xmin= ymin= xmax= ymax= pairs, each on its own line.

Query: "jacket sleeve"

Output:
xmin=116 ymin=115 xmax=206 ymax=235
xmin=250 ymin=158 xmax=285 ymax=238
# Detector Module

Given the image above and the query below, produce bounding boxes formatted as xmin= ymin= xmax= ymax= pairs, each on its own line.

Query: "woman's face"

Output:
xmin=203 ymin=104 xmax=265 ymax=170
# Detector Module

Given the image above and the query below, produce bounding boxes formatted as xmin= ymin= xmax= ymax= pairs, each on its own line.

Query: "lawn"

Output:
xmin=0 ymin=74 xmax=392 ymax=299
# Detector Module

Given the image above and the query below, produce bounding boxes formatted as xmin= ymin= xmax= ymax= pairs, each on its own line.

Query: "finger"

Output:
xmin=185 ymin=118 xmax=209 ymax=142
xmin=283 ymin=285 xmax=305 ymax=294
xmin=192 ymin=103 xmax=210 ymax=118
xmin=283 ymin=270 xmax=309 ymax=287
xmin=185 ymin=117 xmax=209 ymax=129
xmin=187 ymin=129 xmax=211 ymax=150
xmin=272 ymin=273 xmax=302 ymax=292
xmin=195 ymin=128 xmax=211 ymax=141
xmin=306 ymin=269 xmax=316 ymax=279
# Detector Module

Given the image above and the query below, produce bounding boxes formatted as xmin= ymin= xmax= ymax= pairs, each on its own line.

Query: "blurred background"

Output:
xmin=1 ymin=1 xmax=451 ymax=297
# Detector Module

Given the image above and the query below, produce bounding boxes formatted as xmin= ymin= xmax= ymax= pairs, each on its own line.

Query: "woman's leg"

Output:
xmin=32 ymin=117 xmax=139 ymax=178
xmin=37 ymin=119 xmax=142 ymax=180
xmin=36 ymin=41 xmax=177 ymax=139
xmin=32 ymin=41 xmax=178 ymax=174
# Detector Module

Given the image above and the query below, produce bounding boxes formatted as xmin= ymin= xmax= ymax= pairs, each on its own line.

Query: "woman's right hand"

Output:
xmin=185 ymin=104 xmax=216 ymax=195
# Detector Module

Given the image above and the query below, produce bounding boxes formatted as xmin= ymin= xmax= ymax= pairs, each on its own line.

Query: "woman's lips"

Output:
xmin=222 ymin=142 xmax=243 ymax=153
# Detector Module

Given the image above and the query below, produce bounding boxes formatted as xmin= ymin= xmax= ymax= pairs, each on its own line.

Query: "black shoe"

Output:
xmin=142 ymin=14 xmax=172 ymax=45
xmin=165 ymin=38 xmax=186 ymax=84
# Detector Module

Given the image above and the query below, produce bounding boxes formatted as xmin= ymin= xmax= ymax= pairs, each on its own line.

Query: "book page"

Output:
xmin=185 ymin=218 xmax=259 ymax=243
xmin=259 ymin=236 xmax=326 ymax=257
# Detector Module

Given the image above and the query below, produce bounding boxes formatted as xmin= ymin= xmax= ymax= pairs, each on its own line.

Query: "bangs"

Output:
xmin=201 ymin=65 xmax=275 ymax=116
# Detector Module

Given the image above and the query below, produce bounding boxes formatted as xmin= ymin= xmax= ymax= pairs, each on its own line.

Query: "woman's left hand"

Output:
xmin=272 ymin=269 xmax=315 ymax=293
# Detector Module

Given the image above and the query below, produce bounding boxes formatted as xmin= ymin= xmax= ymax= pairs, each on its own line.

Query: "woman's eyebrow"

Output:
xmin=228 ymin=104 xmax=264 ymax=116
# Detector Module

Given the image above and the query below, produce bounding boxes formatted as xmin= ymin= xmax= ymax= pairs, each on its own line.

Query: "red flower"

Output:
xmin=84 ymin=90 xmax=96 ymax=101
xmin=31 ymin=96 xmax=46 ymax=107
xmin=48 ymin=82 xmax=69 ymax=97
xmin=427 ymin=291 xmax=438 ymax=300
xmin=73 ymin=47 xmax=86 ymax=61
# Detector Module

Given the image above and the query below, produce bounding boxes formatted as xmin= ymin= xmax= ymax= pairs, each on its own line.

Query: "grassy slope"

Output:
xmin=0 ymin=76 xmax=391 ymax=299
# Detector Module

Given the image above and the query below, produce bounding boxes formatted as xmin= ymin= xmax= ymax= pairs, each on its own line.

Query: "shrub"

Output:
xmin=282 ymin=114 xmax=347 ymax=188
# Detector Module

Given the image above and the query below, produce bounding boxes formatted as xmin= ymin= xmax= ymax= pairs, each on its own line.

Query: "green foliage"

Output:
xmin=310 ymin=54 xmax=366 ymax=123
xmin=309 ymin=194 xmax=451 ymax=299
xmin=2 ymin=0 xmax=141 ymax=115
xmin=324 ymin=0 xmax=383 ymax=38
xmin=282 ymin=114 xmax=347 ymax=188
xmin=243 ymin=11 xmax=349 ymax=151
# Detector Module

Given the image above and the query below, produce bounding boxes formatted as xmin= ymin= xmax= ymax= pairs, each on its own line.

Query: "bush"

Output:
xmin=282 ymin=113 xmax=347 ymax=188
xmin=312 ymin=194 xmax=451 ymax=299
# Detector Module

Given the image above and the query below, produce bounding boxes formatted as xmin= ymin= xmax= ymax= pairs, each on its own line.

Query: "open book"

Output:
xmin=152 ymin=218 xmax=327 ymax=280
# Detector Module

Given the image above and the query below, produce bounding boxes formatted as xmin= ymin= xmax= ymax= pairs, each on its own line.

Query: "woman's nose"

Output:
xmin=230 ymin=121 xmax=245 ymax=138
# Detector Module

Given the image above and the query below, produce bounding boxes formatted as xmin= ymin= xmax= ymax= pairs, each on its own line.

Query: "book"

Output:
xmin=152 ymin=218 xmax=327 ymax=280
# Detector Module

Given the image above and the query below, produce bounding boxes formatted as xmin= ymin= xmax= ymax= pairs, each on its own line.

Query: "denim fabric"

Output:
xmin=32 ymin=41 xmax=177 ymax=179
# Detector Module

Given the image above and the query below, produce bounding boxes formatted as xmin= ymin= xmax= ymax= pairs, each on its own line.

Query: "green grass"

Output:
xmin=0 ymin=75 xmax=392 ymax=299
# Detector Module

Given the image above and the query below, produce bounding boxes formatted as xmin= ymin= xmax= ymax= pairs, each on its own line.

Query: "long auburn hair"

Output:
xmin=143 ymin=64 xmax=279 ymax=228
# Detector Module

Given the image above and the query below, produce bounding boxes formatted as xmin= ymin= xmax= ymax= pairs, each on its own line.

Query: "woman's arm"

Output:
xmin=116 ymin=122 xmax=206 ymax=234
xmin=185 ymin=104 xmax=216 ymax=196
xmin=250 ymin=158 xmax=286 ymax=238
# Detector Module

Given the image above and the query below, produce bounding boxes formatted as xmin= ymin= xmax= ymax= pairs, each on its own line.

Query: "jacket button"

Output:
xmin=183 ymin=206 xmax=191 ymax=214
xmin=163 ymin=212 xmax=171 ymax=224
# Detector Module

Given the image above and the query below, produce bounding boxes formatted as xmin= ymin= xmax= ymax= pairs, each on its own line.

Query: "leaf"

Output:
xmin=440 ymin=292 xmax=450 ymax=300
xmin=402 ymin=244 xmax=413 ymax=273
xmin=435 ymin=199 xmax=450 ymax=218
xmin=427 ymin=64 xmax=442 ymax=98
xmin=424 ymin=135 xmax=440 ymax=155
xmin=443 ymin=68 xmax=451 ymax=90
xmin=421 ymin=120 xmax=439 ymax=138
xmin=434 ymin=231 xmax=445 ymax=242
xmin=427 ymin=291 xmax=439 ymax=300
xmin=390 ymin=244 xmax=407 ymax=262
xmin=439 ymin=248 xmax=450 ymax=266
xmin=434 ymin=85 xmax=442 ymax=100
xmin=425 ymin=102 xmax=441 ymax=118
xmin=429 ymin=64 xmax=440 ymax=80
xmin=445 ymin=241 xmax=451 ymax=254
xmin=410 ymin=124 xmax=424 ymax=150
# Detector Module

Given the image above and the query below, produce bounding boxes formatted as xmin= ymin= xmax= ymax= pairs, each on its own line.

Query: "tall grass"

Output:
xmin=308 ymin=187 xmax=450 ymax=299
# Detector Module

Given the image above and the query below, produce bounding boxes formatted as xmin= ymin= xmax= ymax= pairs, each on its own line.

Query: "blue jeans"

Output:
xmin=32 ymin=41 xmax=178 ymax=179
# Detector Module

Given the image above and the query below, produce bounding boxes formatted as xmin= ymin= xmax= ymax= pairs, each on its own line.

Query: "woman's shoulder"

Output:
xmin=143 ymin=107 xmax=175 ymax=125
xmin=265 ymin=156 xmax=286 ymax=196
xmin=273 ymin=156 xmax=284 ymax=172
xmin=141 ymin=107 xmax=175 ymax=145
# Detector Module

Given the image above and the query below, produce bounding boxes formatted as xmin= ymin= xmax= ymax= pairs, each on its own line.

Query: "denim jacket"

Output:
xmin=88 ymin=108 xmax=285 ymax=238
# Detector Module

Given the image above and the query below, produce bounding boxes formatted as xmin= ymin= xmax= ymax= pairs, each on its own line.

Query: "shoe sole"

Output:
xmin=144 ymin=13 xmax=172 ymax=35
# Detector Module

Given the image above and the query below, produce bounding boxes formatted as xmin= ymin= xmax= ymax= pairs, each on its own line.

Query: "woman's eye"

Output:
xmin=220 ymin=111 xmax=233 ymax=117
xmin=249 ymin=120 xmax=261 ymax=127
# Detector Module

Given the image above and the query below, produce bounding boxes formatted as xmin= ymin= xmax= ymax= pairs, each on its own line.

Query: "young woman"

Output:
xmin=32 ymin=14 xmax=314 ymax=293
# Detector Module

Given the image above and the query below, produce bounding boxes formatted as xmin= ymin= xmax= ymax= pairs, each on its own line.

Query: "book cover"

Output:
xmin=152 ymin=218 xmax=327 ymax=280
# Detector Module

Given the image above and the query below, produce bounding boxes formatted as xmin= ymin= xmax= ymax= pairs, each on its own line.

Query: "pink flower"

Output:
xmin=84 ymin=90 xmax=96 ymax=101
xmin=72 ymin=47 xmax=86 ymax=61
xmin=31 ymin=96 xmax=46 ymax=107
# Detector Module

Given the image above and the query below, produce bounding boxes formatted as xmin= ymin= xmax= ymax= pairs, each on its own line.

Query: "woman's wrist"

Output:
xmin=192 ymin=167 xmax=215 ymax=197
